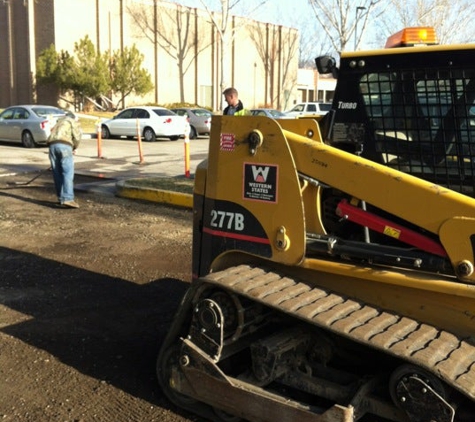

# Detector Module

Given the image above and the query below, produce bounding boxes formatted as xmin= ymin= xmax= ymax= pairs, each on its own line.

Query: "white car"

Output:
xmin=101 ymin=106 xmax=187 ymax=142
xmin=284 ymin=102 xmax=332 ymax=117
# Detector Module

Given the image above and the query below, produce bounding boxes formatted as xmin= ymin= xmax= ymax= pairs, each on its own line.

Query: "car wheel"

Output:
xmin=143 ymin=127 xmax=156 ymax=142
xmin=101 ymin=126 xmax=110 ymax=139
xmin=189 ymin=126 xmax=197 ymax=140
xmin=169 ymin=135 xmax=179 ymax=141
xmin=21 ymin=130 xmax=36 ymax=148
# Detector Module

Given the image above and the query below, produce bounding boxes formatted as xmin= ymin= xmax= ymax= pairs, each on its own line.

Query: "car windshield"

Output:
xmin=291 ymin=105 xmax=305 ymax=112
xmin=0 ymin=109 xmax=14 ymax=119
xmin=268 ymin=110 xmax=285 ymax=117
xmin=32 ymin=106 xmax=65 ymax=117
xmin=153 ymin=109 xmax=176 ymax=116
xmin=193 ymin=109 xmax=211 ymax=117
xmin=116 ymin=109 xmax=135 ymax=119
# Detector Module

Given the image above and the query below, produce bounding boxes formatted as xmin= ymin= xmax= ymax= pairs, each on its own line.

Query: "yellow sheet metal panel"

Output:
xmin=206 ymin=116 xmax=306 ymax=265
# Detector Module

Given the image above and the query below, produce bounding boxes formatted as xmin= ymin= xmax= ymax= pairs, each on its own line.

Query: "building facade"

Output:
xmin=292 ymin=68 xmax=336 ymax=108
xmin=0 ymin=0 xmax=303 ymax=112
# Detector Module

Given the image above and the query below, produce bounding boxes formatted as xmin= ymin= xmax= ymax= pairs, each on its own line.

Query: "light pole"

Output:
xmin=354 ymin=6 xmax=366 ymax=50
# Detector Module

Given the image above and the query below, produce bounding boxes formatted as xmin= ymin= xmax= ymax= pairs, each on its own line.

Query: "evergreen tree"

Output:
xmin=110 ymin=45 xmax=153 ymax=109
xmin=35 ymin=37 xmax=151 ymax=110
xmin=72 ymin=36 xmax=110 ymax=106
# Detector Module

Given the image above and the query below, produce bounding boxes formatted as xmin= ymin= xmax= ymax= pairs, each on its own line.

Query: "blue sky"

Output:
xmin=171 ymin=0 xmax=313 ymax=29
xmin=249 ymin=1 xmax=312 ymax=27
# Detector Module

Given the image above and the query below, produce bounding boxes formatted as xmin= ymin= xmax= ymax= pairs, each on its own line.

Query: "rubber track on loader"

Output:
xmin=202 ymin=264 xmax=475 ymax=401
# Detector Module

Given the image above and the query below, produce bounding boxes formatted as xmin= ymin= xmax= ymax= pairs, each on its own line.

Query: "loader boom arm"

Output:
xmin=281 ymin=126 xmax=475 ymax=281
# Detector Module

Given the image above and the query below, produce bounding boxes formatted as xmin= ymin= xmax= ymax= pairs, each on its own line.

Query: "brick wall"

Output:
xmin=0 ymin=1 xmax=31 ymax=106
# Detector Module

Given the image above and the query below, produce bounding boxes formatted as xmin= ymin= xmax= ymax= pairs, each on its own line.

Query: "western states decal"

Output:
xmin=243 ymin=163 xmax=278 ymax=203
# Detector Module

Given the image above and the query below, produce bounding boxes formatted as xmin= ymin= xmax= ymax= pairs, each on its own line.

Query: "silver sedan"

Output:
xmin=0 ymin=105 xmax=67 ymax=148
xmin=250 ymin=108 xmax=292 ymax=119
xmin=171 ymin=107 xmax=212 ymax=139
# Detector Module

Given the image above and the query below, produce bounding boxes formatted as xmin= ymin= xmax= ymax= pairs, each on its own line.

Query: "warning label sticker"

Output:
xmin=220 ymin=133 xmax=235 ymax=151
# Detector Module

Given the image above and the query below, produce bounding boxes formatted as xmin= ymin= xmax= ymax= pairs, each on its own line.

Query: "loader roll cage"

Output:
xmin=361 ymin=69 xmax=475 ymax=195
xmin=324 ymin=48 xmax=475 ymax=197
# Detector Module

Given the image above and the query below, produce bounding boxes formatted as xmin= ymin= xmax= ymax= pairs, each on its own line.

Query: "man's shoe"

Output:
xmin=63 ymin=200 xmax=79 ymax=208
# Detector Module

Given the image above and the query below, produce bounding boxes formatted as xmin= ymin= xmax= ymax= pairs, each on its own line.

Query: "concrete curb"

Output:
xmin=115 ymin=180 xmax=193 ymax=209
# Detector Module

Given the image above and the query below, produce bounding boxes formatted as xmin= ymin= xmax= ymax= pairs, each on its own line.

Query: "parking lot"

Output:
xmin=0 ymin=135 xmax=210 ymax=183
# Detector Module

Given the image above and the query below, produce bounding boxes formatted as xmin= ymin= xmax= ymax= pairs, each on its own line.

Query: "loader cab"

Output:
xmin=318 ymin=27 xmax=475 ymax=196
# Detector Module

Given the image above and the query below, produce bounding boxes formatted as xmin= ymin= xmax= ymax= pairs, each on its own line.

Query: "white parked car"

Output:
xmin=284 ymin=102 xmax=332 ymax=117
xmin=101 ymin=106 xmax=187 ymax=142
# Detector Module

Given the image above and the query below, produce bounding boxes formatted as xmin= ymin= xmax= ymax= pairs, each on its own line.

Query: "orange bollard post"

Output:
xmin=136 ymin=118 xmax=145 ymax=164
xmin=96 ymin=119 xmax=103 ymax=158
xmin=184 ymin=124 xmax=190 ymax=178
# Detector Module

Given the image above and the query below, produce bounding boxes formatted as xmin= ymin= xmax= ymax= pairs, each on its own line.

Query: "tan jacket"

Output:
xmin=47 ymin=116 xmax=82 ymax=150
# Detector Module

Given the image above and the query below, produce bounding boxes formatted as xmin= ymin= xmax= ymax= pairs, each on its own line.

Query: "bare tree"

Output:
xmin=279 ymin=26 xmax=299 ymax=111
xmin=248 ymin=22 xmax=298 ymax=110
xmin=308 ymin=0 xmax=385 ymax=53
xmin=380 ymin=0 xmax=475 ymax=44
xmin=187 ymin=0 xmax=268 ymax=110
xmin=309 ymin=0 xmax=475 ymax=55
xmin=127 ymin=1 xmax=209 ymax=103
xmin=299 ymin=22 xmax=333 ymax=68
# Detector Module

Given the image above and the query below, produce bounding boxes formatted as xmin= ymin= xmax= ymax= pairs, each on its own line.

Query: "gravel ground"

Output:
xmin=0 ymin=173 xmax=203 ymax=422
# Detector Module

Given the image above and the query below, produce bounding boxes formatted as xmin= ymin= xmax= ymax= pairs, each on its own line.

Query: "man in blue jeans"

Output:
xmin=47 ymin=115 xmax=82 ymax=208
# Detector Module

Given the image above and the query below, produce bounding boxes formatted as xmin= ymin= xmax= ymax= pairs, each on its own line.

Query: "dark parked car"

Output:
xmin=101 ymin=106 xmax=187 ymax=142
xmin=0 ymin=105 xmax=67 ymax=148
xmin=171 ymin=107 xmax=212 ymax=139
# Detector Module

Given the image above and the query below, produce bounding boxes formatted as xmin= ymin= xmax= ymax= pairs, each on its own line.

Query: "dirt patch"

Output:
xmin=0 ymin=173 xmax=202 ymax=422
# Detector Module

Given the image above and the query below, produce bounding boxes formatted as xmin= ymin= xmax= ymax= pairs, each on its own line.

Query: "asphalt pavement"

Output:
xmin=0 ymin=134 xmax=209 ymax=205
